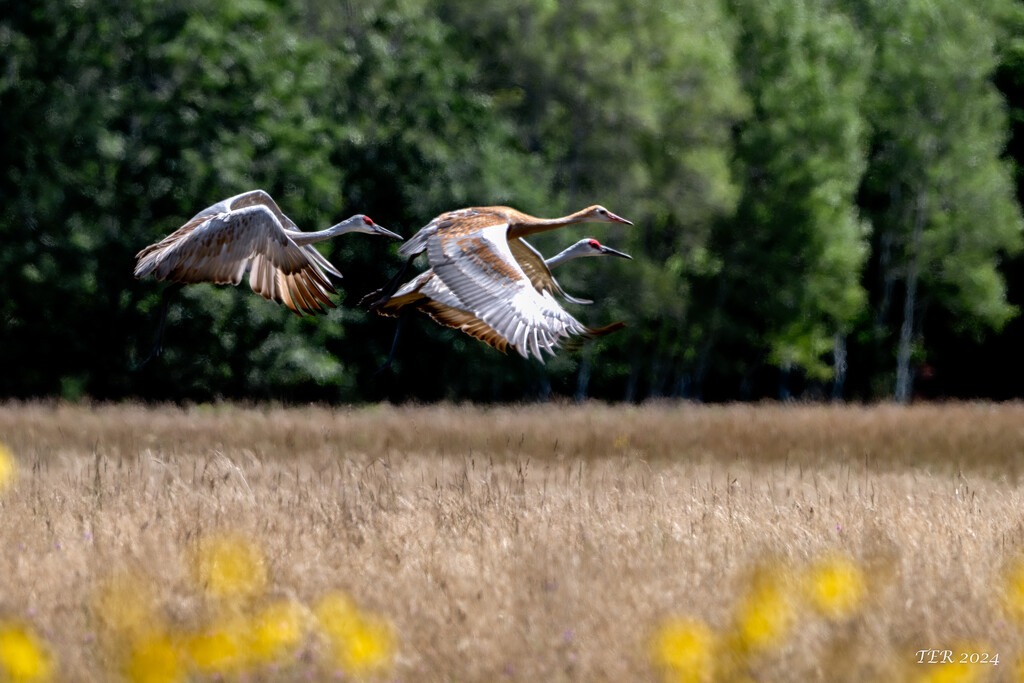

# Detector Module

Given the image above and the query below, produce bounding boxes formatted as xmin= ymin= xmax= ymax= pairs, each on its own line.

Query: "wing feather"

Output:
xmin=419 ymin=300 xmax=511 ymax=353
xmin=135 ymin=202 xmax=338 ymax=315
xmin=379 ymin=208 xmax=626 ymax=356
xmin=429 ymin=222 xmax=589 ymax=360
xmin=508 ymin=238 xmax=592 ymax=304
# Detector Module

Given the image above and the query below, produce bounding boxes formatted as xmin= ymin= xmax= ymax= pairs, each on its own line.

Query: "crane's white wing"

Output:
xmin=428 ymin=220 xmax=589 ymax=360
xmin=392 ymin=239 xmax=591 ymax=310
xmin=374 ymin=268 xmax=466 ymax=316
xmin=372 ymin=268 xmax=513 ymax=350
xmin=134 ymin=204 xmax=337 ymax=316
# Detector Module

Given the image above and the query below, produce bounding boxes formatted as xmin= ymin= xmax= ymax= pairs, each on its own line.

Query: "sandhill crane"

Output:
xmin=369 ymin=236 xmax=631 ymax=312
xmin=133 ymin=189 xmax=400 ymax=367
xmin=363 ymin=206 xmax=633 ymax=361
xmin=135 ymin=189 xmax=401 ymax=316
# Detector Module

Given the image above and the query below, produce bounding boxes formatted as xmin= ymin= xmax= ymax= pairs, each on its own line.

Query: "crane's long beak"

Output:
xmin=374 ymin=225 xmax=403 ymax=240
xmin=606 ymin=210 xmax=633 ymax=225
xmin=599 ymin=245 xmax=632 ymax=259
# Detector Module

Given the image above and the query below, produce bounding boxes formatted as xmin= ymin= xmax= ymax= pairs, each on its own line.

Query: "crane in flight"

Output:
xmin=363 ymin=205 xmax=633 ymax=362
xmin=133 ymin=189 xmax=400 ymax=364
xmin=135 ymin=189 xmax=400 ymax=315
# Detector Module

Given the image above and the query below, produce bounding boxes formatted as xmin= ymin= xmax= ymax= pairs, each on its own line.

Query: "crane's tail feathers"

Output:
xmin=561 ymin=321 xmax=627 ymax=351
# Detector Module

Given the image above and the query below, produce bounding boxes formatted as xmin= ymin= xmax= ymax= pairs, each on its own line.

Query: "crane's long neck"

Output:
xmin=285 ymin=221 xmax=358 ymax=246
xmin=544 ymin=245 xmax=587 ymax=269
xmin=507 ymin=209 xmax=594 ymax=239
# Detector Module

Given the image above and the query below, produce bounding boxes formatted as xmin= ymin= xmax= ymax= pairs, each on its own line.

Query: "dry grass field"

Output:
xmin=2 ymin=401 xmax=1024 ymax=682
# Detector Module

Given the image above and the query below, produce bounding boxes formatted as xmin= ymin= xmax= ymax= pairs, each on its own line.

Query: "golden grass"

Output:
xmin=0 ymin=401 xmax=1023 ymax=681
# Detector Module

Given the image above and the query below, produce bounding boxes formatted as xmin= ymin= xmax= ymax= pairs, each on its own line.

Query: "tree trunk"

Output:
xmin=831 ymin=331 xmax=847 ymax=401
xmin=574 ymin=347 xmax=592 ymax=403
xmin=778 ymin=362 xmax=792 ymax=400
xmin=624 ymin=354 xmax=640 ymax=402
xmin=693 ymin=269 xmax=731 ymax=401
xmin=877 ymin=175 xmax=903 ymax=329
xmin=894 ymin=192 xmax=927 ymax=404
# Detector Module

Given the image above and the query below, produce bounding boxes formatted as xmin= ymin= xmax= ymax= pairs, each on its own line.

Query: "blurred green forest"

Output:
xmin=3 ymin=0 xmax=1024 ymax=403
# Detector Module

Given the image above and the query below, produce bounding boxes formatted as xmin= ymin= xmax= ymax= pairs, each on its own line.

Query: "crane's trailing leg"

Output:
xmin=374 ymin=314 xmax=407 ymax=376
xmin=135 ymin=283 xmax=183 ymax=369
xmin=359 ymin=255 xmax=418 ymax=311
xmin=362 ymin=255 xmax=419 ymax=375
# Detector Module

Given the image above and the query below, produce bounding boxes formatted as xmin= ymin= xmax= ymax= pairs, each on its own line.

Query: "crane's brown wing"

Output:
xmin=419 ymin=300 xmax=512 ymax=353
xmin=427 ymin=219 xmax=590 ymax=360
xmin=508 ymin=237 xmax=592 ymax=304
xmin=508 ymin=238 xmax=554 ymax=295
xmin=134 ymin=204 xmax=337 ymax=316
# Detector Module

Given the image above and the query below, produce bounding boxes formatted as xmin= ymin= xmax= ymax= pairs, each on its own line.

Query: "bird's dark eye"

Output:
xmin=597 ymin=208 xmax=607 ymax=215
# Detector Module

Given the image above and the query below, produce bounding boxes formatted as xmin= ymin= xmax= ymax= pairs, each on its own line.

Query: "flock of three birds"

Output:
xmin=134 ymin=190 xmax=633 ymax=362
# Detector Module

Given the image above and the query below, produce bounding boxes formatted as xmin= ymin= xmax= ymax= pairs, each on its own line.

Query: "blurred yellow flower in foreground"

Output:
xmin=1001 ymin=554 xmax=1024 ymax=622
xmin=730 ymin=565 xmax=796 ymax=654
xmin=182 ymin=616 xmax=250 ymax=674
xmin=250 ymin=600 xmax=307 ymax=662
xmin=912 ymin=650 xmax=987 ymax=683
xmin=0 ymin=443 xmax=17 ymax=492
xmin=805 ymin=554 xmax=866 ymax=619
xmin=179 ymin=600 xmax=308 ymax=673
xmin=314 ymin=592 xmax=395 ymax=675
xmin=193 ymin=533 xmax=267 ymax=601
xmin=648 ymin=617 xmax=717 ymax=683
xmin=123 ymin=632 xmax=182 ymax=683
xmin=0 ymin=622 xmax=53 ymax=682
xmin=92 ymin=573 xmax=160 ymax=638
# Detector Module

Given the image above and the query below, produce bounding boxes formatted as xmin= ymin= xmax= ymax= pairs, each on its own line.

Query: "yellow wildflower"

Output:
xmin=182 ymin=616 xmax=250 ymax=674
xmin=314 ymin=592 xmax=395 ymax=675
xmin=0 ymin=443 xmax=17 ymax=492
xmin=123 ymin=632 xmax=183 ymax=683
xmin=0 ymin=622 xmax=53 ymax=682
xmin=192 ymin=533 xmax=267 ymax=601
xmin=805 ymin=554 xmax=866 ymax=619
xmin=1001 ymin=554 xmax=1024 ymax=622
xmin=91 ymin=572 xmax=159 ymax=638
xmin=729 ymin=565 xmax=796 ymax=654
xmin=648 ymin=617 xmax=717 ymax=683
xmin=249 ymin=600 xmax=307 ymax=663
xmin=909 ymin=643 xmax=992 ymax=683
xmin=913 ymin=661 xmax=983 ymax=683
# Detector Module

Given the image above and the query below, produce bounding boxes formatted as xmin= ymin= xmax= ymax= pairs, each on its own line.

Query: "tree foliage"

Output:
xmin=700 ymin=0 xmax=870 ymax=395
xmin=846 ymin=0 xmax=1023 ymax=401
xmin=1 ymin=0 xmax=1022 ymax=402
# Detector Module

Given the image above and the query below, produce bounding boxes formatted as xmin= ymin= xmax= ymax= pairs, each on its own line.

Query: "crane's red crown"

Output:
xmin=363 ymin=216 xmax=374 ymax=225
xmin=588 ymin=239 xmax=601 ymax=248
